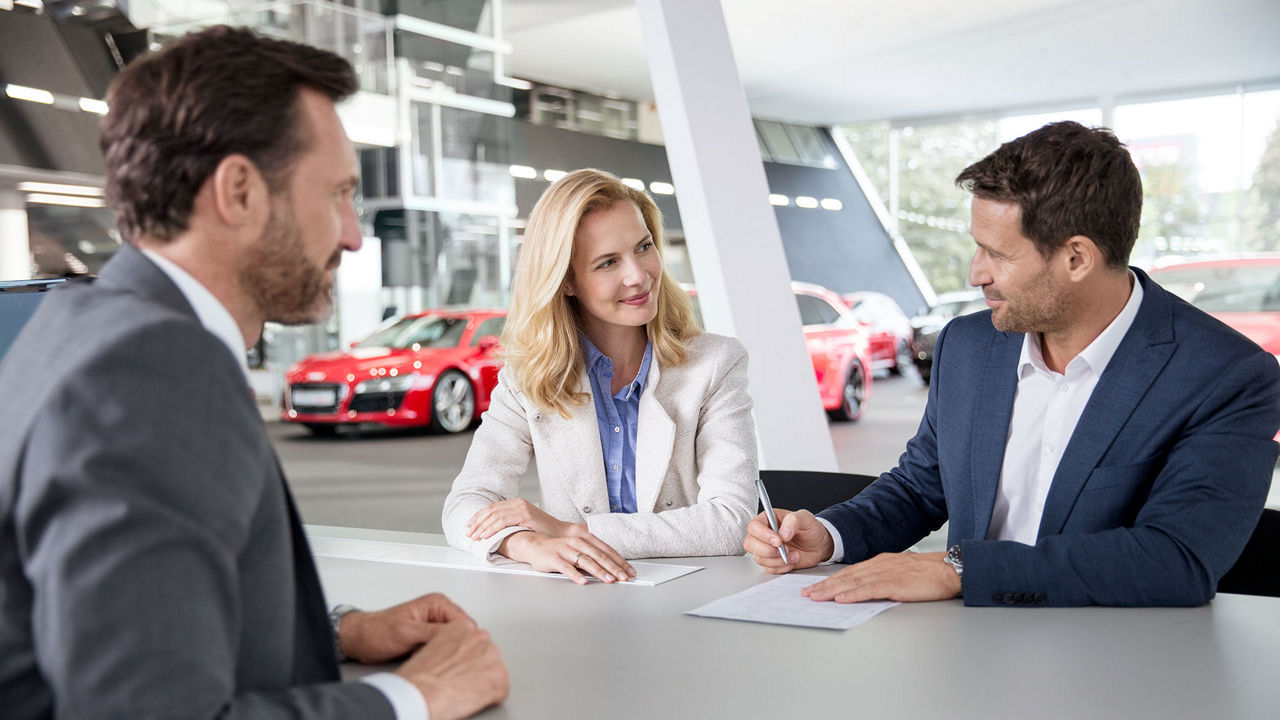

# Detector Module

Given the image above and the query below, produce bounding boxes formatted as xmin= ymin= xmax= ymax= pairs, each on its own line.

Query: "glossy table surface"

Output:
xmin=309 ymin=525 xmax=1280 ymax=720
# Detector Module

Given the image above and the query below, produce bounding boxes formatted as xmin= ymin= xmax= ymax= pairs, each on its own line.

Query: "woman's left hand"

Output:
xmin=466 ymin=498 xmax=572 ymax=540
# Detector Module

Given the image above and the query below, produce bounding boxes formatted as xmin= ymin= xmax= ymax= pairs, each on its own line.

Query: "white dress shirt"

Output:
xmin=819 ymin=272 xmax=1143 ymax=561
xmin=141 ymin=248 xmax=428 ymax=720
xmin=987 ymin=273 xmax=1143 ymax=544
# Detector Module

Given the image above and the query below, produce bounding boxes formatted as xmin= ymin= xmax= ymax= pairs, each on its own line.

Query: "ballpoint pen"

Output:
xmin=755 ymin=477 xmax=790 ymax=564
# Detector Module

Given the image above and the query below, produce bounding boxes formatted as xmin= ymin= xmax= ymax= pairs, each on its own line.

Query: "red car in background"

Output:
xmin=686 ymin=282 xmax=874 ymax=422
xmin=841 ymin=291 xmax=914 ymax=375
xmin=1149 ymin=256 xmax=1280 ymax=356
xmin=282 ymin=310 xmax=506 ymax=435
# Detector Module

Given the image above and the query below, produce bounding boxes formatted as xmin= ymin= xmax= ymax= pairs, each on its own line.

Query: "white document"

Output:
xmin=309 ymin=536 xmax=700 ymax=586
xmin=686 ymin=574 xmax=898 ymax=630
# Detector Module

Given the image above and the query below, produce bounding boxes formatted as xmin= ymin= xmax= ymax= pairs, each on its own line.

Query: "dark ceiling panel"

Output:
xmin=0 ymin=12 xmax=99 ymax=97
xmin=0 ymin=99 xmax=105 ymax=174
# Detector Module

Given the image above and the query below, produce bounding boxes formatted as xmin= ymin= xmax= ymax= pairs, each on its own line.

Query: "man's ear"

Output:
xmin=208 ymin=154 xmax=270 ymax=232
xmin=1061 ymin=235 xmax=1100 ymax=280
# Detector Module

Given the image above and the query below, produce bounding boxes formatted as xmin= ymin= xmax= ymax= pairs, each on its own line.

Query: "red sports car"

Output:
xmin=282 ymin=310 xmax=506 ymax=434
xmin=685 ymin=282 xmax=874 ymax=422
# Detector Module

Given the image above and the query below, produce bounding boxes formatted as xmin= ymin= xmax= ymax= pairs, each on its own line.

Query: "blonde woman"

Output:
xmin=442 ymin=169 xmax=758 ymax=584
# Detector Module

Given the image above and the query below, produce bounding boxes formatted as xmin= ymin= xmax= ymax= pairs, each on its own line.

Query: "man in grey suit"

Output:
xmin=0 ymin=26 xmax=507 ymax=719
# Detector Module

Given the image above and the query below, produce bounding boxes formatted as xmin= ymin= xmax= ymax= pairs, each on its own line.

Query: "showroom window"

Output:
xmin=839 ymin=88 xmax=1280 ymax=295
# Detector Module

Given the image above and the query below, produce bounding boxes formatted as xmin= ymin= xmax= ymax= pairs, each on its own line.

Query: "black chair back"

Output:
xmin=1218 ymin=508 xmax=1280 ymax=598
xmin=758 ymin=470 xmax=878 ymax=514
xmin=0 ymin=278 xmax=66 ymax=362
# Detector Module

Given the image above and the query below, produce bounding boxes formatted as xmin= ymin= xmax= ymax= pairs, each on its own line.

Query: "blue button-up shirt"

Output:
xmin=583 ymin=336 xmax=653 ymax=514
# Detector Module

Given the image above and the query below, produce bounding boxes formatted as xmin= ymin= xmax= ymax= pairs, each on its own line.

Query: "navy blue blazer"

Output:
xmin=819 ymin=268 xmax=1280 ymax=607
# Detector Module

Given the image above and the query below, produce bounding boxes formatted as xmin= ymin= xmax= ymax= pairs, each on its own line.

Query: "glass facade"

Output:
xmin=839 ymin=90 xmax=1280 ymax=295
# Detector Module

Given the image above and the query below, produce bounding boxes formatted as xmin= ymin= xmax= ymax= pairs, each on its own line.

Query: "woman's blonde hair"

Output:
xmin=501 ymin=168 xmax=700 ymax=417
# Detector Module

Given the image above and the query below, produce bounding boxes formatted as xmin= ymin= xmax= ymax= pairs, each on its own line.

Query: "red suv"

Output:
xmin=685 ymin=282 xmax=874 ymax=422
xmin=282 ymin=310 xmax=506 ymax=435
xmin=1149 ymin=256 xmax=1280 ymax=356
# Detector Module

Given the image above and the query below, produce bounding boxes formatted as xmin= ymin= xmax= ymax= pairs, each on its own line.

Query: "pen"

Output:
xmin=755 ymin=477 xmax=790 ymax=564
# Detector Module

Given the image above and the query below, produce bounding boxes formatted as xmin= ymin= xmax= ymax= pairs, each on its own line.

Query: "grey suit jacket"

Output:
xmin=443 ymin=333 xmax=759 ymax=559
xmin=0 ymin=245 xmax=393 ymax=718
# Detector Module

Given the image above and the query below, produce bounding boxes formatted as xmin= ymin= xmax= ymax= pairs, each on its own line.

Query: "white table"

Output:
xmin=309 ymin=525 xmax=1280 ymax=720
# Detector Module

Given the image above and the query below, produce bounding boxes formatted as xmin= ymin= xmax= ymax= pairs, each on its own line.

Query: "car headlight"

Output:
xmin=355 ymin=374 xmax=417 ymax=394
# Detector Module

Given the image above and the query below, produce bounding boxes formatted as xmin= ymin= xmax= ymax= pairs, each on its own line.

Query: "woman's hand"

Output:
xmin=500 ymin=531 xmax=636 ymax=585
xmin=466 ymin=498 xmax=571 ymax=540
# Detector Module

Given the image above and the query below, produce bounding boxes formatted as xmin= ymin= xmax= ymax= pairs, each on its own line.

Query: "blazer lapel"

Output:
xmin=969 ymin=329 xmax=1022 ymax=539
xmin=543 ymin=376 xmax=609 ymax=515
xmin=634 ymin=360 xmax=674 ymax=513
xmin=1037 ymin=271 xmax=1177 ymax=539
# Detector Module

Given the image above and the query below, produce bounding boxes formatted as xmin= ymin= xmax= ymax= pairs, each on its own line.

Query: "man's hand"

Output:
xmin=801 ymin=551 xmax=962 ymax=603
xmin=396 ymin=622 xmax=509 ymax=720
xmin=742 ymin=509 xmax=834 ymax=573
xmin=466 ymin=498 xmax=571 ymax=540
xmin=338 ymin=593 xmax=477 ymax=664
xmin=500 ymin=530 xmax=635 ymax=585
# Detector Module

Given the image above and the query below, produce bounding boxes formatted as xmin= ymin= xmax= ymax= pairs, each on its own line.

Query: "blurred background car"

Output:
xmin=1148 ymin=256 xmax=1280 ymax=358
xmin=841 ymin=290 xmax=914 ymax=376
xmin=282 ymin=310 xmax=506 ymax=435
xmin=685 ymin=281 xmax=874 ymax=422
xmin=910 ymin=289 xmax=986 ymax=384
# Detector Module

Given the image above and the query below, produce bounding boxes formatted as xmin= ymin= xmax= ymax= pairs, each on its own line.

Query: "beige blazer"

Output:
xmin=442 ymin=332 xmax=758 ymax=560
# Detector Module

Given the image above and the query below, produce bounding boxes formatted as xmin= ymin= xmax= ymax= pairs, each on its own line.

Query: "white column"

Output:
xmin=0 ymin=190 xmax=32 ymax=281
xmin=636 ymin=0 xmax=837 ymax=471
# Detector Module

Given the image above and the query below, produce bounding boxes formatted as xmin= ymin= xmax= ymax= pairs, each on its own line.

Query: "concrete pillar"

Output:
xmin=0 ymin=190 xmax=32 ymax=281
xmin=636 ymin=0 xmax=837 ymax=471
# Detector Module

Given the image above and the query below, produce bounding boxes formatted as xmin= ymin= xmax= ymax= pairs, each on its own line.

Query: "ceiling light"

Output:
xmin=496 ymin=77 xmax=533 ymax=90
xmin=649 ymin=181 xmax=675 ymax=195
xmin=5 ymin=84 xmax=55 ymax=105
xmin=508 ymin=165 xmax=537 ymax=179
xmin=622 ymin=178 xmax=645 ymax=191
xmin=25 ymin=193 xmax=106 ymax=208
xmin=795 ymin=196 xmax=818 ymax=209
xmin=820 ymin=198 xmax=844 ymax=211
xmin=79 ymin=97 xmax=109 ymax=115
xmin=768 ymin=194 xmax=790 ymax=206
xmin=543 ymin=169 xmax=567 ymax=182
xmin=17 ymin=181 xmax=103 ymax=197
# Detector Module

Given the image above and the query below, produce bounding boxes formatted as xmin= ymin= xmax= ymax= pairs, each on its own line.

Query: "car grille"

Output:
xmin=290 ymin=383 xmax=343 ymax=413
xmin=349 ymin=391 xmax=408 ymax=413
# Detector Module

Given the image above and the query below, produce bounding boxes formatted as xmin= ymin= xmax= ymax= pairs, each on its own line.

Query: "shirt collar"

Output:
xmin=1019 ymin=270 xmax=1144 ymax=379
xmin=140 ymin=247 xmax=251 ymax=387
xmin=582 ymin=334 xmax=653 ymax=400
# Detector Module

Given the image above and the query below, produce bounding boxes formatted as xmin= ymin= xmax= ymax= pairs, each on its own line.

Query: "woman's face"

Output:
xmin=565 ymin=200 xmax=662 ymax=340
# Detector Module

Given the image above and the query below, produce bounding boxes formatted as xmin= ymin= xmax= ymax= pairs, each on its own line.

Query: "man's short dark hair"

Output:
xmin=101 ymin=25 xmax=358 ymax=244
xmin=955 ymin=121 xmax=1143 ymax=270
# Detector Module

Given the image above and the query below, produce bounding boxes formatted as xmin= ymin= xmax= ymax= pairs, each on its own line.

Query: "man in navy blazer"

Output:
xmin=745 ymin=121 xmax=1280 ymax=607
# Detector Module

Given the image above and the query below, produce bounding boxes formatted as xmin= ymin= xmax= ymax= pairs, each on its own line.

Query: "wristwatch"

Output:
xmin=328 ymin=603 xmax=360 ymax=662
xmin=943 ymin=543 xmax=963 ymax=578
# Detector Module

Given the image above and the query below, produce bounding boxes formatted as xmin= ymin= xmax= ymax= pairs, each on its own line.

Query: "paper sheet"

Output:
xmin=686 ymin=574 xmax=897 ymax=630
xmin=309 ymin=536 xmax=701 ymax=586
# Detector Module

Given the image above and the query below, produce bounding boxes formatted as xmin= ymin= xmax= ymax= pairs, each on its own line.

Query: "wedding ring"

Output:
xmin=574 ymin=551 xmax=584 ymax=566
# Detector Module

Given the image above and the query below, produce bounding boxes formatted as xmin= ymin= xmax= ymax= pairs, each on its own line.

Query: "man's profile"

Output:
xmin=0 ymin=26 xmax=507 ymax=720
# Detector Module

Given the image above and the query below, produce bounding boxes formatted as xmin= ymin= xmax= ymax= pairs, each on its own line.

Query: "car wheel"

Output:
xmin=827 ymin=363 xmax=865 ymax=423
xmin=303 ymin=423 xmax=338 ymax=437
xmin=432 ymin=369 xmax=476 ymax=434
xmin=890 ymin=340 xmax=911 ymax=376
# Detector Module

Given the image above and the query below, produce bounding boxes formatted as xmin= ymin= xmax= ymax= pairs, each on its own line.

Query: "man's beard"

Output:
xmin=988 ymin=263 xmax=1068 ymax=335
xmin=241 ymin=200 xmax=340 ymax=325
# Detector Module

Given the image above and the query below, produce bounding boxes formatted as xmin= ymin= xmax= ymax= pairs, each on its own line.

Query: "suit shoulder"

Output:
xmin=1165 ymin=294 xmax=1271 ymax=359
xmin=686 ymin=332 xmax=747 ymax=361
